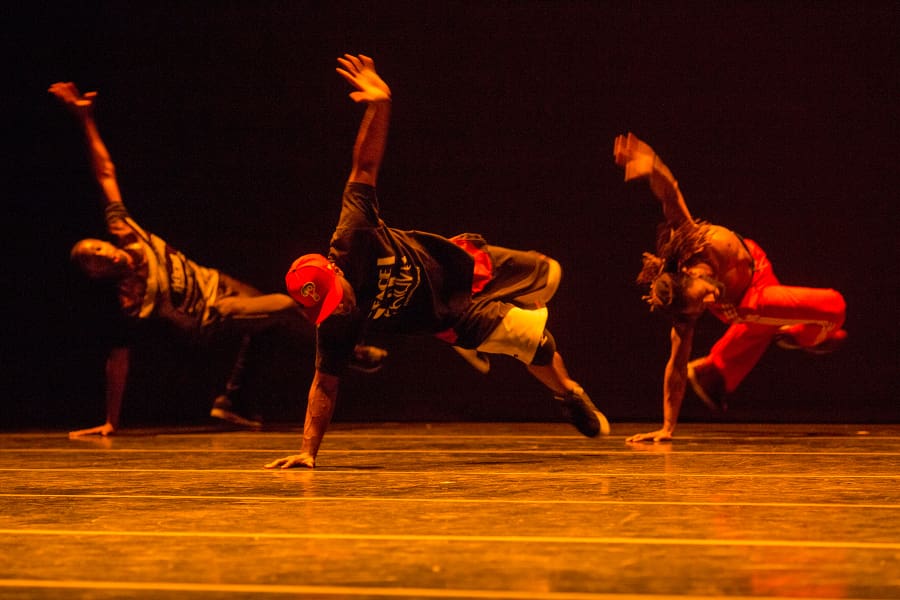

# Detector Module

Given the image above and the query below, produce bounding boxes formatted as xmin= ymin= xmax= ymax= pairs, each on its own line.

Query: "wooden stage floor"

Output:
xmin=1 ymin=422 xmax=898 ymax=599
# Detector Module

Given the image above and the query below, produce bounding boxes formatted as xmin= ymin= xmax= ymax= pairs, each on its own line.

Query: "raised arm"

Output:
xmin=48 ymin=82 xmax=123 ymax=207
xmin=614 ymin=132 xmax=693 ymax=228
xmin=336 ymin=54 xmax=392 ymax=186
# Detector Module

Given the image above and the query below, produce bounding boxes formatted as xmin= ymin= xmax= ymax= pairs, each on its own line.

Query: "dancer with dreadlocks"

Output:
xmin=613 ymin=133 xmax=847 ymax=443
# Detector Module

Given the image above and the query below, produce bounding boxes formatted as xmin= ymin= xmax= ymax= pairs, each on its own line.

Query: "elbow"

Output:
xmin=97 ymin=161 xmax=117 ymax=182
xmin=349 ymin=163 xmax=378 ymax=186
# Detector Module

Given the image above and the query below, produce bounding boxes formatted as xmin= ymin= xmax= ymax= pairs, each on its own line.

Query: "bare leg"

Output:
xmin=453 ymin=346 xmax=491 ymax=374
xmin=526 ymin=352 xmax=576 ymax=396
xmin=527 ymin=352 xmax=610 ymax=437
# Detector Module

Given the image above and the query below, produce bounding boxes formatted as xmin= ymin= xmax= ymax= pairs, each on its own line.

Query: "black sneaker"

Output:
xmin=349 ymin=346 xmax=388 ymax=373
xmin=210 ymin=396 xmax=262 ymax=429
xmin=554 ymin=387 xmax=611 ymax=437
xmin=687 ymin=359 xmax=727 ymax=412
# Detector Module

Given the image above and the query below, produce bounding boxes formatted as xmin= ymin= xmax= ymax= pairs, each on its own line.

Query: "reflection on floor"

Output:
xmin=1 ymin=422 xmax=898 ymax=599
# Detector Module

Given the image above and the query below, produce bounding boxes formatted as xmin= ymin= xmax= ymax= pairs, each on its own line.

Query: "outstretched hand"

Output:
xmin=613 ymin=132 xmax=657 ymax=181
xmin=336 ymin=54 xmax=391 ymax=103
xmin=265 ymin=453 xmax=316 ymax=469
xmin=69 ymin=422 xmax=116 ymax=438
xmin=48 ymin=81 xmax=97 ymax=119
xmin=625 ymin=428 xmax=673 ymax=444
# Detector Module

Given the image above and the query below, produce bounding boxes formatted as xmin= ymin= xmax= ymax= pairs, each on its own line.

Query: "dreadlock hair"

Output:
xmin=637 ymin=220 xmax=712 ymax=317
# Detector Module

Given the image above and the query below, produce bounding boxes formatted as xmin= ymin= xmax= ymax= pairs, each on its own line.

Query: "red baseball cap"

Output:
xmin=285 ymin=254 xmax=344 ymax=324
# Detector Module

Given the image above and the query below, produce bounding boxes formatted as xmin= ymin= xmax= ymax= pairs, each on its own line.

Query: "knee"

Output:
xmin=530 ymin=329 xmax=557 ymax=366
xmin=543 ymin=257 xmax=562 ymax=293
xmin=833 ymin=289 xmax=846 ymax=314
xmin=826 ymin=289 xmax=847 ymax=325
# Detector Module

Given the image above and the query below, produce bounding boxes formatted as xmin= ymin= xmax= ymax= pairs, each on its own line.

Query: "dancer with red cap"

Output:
xmin=265 ymin=55 xmax=609 ymax=470
xmin=613 ymin=132 xmax=847 ymax=443
xmin=51 ymin=81 xmax=386 ymax=437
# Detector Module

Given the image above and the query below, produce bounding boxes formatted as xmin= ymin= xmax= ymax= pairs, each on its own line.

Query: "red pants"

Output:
xmin=704 ymin=239 xmax=846 ymax=393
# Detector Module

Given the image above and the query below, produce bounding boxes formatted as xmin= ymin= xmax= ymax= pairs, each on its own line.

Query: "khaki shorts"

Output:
xmin=476 ymin=306 xmax=548 ymax=364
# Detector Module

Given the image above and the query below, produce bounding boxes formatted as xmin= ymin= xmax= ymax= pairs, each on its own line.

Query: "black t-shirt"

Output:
xmin=316 ymin=182 xmax=475 ymax=374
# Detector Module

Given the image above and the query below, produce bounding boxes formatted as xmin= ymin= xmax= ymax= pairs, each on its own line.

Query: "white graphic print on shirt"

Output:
xmin=369 ymin=255 xmax=420 ymax=320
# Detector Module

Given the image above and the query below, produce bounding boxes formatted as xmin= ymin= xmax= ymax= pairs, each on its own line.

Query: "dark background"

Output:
xmin=5 ymin=1 xmax=897 ymax=430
